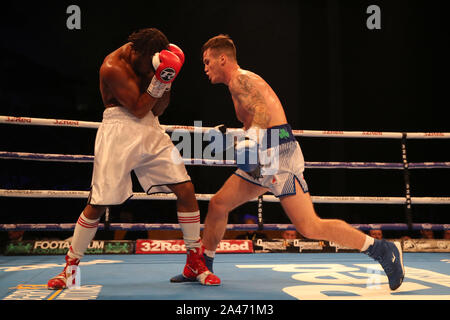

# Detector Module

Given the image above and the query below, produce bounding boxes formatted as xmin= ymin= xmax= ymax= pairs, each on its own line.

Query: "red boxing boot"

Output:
xmin=171 ymin=247 xmax=221 ymax=286
xmin=47 ymin=253 xmax=80 ymax=290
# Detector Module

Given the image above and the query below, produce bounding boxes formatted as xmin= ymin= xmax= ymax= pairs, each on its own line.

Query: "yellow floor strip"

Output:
xmin=47 ymin=289 xmax=62 ymax=300
xmin=14 ymin=284 xmax=48 ymax=290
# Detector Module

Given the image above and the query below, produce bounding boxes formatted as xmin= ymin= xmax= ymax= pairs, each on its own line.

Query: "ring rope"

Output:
xmin=0 ymin=223 xmax=447 ymax=232
xmin=1 ymin=189 xmax=449 ymax=204
xmin=2 ymin=115 xmax=449 ymax=234
xmin=2 ymin=115 xmax=450 ymax=139
xmin=1 ymin=151 xmax=449 ymax=169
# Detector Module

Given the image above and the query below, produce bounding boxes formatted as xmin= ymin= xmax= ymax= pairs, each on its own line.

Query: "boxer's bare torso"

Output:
xmin=99 ymin=43 xmax=169 ymax=117
xmin=228 ymin=69 xmax=287 ymax=130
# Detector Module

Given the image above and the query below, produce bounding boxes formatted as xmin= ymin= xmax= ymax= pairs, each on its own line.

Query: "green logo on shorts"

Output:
xmin=279 ymin=128 xmax=290 ymax=139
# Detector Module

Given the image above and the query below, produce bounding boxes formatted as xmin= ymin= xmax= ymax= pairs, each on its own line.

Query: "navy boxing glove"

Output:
xmin=235 ymin=137 xmax=260 ymax=176
xmin=204 ymin=124 xmax=228 ymax=155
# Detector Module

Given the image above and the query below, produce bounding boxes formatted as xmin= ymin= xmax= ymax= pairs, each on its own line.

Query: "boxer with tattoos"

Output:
xmin=183 ymin=34 xmax=404 ymax=291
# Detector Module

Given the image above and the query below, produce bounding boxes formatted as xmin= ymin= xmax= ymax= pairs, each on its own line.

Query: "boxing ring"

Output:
xmin=0 ymin=115 xmax=449 ymax=301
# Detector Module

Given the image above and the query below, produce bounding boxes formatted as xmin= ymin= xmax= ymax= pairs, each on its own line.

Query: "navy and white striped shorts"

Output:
xmin=234 ymin=140 xmax=309 ymax=198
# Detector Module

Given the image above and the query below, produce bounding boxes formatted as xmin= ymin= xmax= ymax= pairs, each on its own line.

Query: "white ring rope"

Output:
xmin=1 ymin=189 xmax=449 ymax=204
xmin=1 ymin=115 xmax=449 ymax=206
xmin=2 ymin=115 xmax=450 ymax=139
xmin=1 ymin=151 xmax=450 ymax=169
xmin=0 ymin=223 xmax=447 ymax=232
xmin=0 ymin=151 xmax=235 ymax=166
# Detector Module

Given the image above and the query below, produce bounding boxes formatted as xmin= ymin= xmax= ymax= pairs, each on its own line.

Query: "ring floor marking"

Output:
xmin=1 ymin=253 xmax=449 ymax=300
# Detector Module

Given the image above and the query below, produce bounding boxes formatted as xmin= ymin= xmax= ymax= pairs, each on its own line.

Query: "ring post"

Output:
xmin=257 ymin=195 xmax=264 ymax=231
xmin=401 ymin=133 xmax=413 ymax=232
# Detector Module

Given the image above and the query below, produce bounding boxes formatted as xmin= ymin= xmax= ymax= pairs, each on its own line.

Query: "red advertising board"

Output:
xmin=136 ymin=239 xmax=253 ymax=254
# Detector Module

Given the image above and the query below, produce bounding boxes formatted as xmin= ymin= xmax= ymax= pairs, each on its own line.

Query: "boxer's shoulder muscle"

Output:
xmin=100 ymin=52 xmax=140 ymax=109
xmin=100 ymin=55 xmax=132 ymax=84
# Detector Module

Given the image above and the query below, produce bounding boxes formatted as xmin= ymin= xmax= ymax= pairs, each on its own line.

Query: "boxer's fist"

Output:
xmin=168 ymin=43 xmax=185 ymax=65
xmin=162 ymin=44 xmax=185 ymax=93
xmin=235 ymin=137 xmax=259 ymax=173
xmin=152 ymin=49 xmax=182 ymax=84
xmin=147 ymin=49 xmax=183 ymax=98
xmin=205 ymin=125 xmax=229 ymax=154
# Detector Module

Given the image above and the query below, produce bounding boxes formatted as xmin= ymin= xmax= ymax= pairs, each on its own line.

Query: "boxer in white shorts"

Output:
xmin=89 ymin=106 xmax=191 ymax=205
xmin=197 ymin=34 xmax=404 ymax=290
xmin=48 ymin=28 xmax=220 ymax=290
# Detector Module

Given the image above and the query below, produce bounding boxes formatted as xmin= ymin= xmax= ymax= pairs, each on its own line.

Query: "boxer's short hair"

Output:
xmin=201 ymin=34 xmax=237 ymax=61
xmin=128 ymin=28 xmax=169 ymax=58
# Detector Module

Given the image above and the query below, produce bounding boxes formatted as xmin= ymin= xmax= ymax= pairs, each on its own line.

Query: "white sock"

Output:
xmin=177 ymin=211 xmax=201 ymax=250
xmin=360 ymin=235 xmax=375 ymax=252
xmin=68 ymin=212 xmax=100 ymax=260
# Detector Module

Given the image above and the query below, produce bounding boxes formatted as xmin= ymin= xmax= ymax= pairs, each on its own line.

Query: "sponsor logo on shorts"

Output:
xmin=279 ymin=128 xmax=290 ymax=139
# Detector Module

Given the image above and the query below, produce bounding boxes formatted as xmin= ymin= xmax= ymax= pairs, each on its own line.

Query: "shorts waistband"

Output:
xmin=260 ymin=123 xmax=296 ymax=149
xmin=102 ymin=106 xmax=156 ymax=125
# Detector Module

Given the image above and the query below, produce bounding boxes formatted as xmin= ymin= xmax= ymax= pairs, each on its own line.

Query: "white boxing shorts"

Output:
xmin=88 ymin=106 xmax=191 ymax=205
xmin=234 ymin=124 xmax=309 ymax=198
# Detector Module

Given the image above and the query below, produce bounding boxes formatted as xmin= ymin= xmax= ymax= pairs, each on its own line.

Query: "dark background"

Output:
xmin=0 ymin=0 xmax=449 ymax=238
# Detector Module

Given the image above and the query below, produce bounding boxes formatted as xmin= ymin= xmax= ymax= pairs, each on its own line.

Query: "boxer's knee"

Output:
xmin=208 ymin=194 xmax=230 ymax=217
xmin=84 ymin=204 xmax=107 ymax=220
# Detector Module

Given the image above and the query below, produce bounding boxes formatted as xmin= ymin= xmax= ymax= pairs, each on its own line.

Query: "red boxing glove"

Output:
xmin=164 ymin=43 xmax=185 ymax=93
xmin=147 ymin=49 xmax=182 ymax=98
xmin=153 ymin=49 xmax=182 ymax=83
xmin=168 ymin=43 xmax=185 ymax=65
